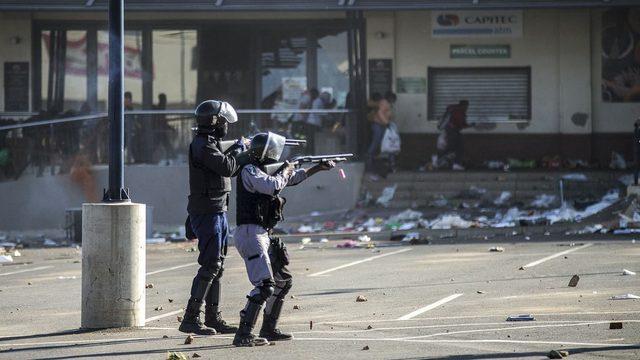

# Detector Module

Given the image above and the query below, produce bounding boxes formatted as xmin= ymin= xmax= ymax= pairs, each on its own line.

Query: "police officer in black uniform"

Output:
xmin=179 ymin=100 xmax=250 ymax=335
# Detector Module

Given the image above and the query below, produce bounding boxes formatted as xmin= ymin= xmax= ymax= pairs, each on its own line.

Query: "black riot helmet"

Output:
xmin=249 ymin=132 xmax=286 ymax=164
xmin=194 ymin=100 xmax=238 ymax=128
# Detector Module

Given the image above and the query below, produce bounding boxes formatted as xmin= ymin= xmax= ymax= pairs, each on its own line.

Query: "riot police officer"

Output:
xmin=232 ymin=132 xmax=335 ymax=347
xmin=179 ymin=100 xmax=250 ymax=335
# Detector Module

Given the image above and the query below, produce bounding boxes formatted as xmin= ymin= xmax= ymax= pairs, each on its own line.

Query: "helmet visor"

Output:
xmin=218 ymin=102 xmax=238 ymax=124
xmin=261 ymin=132 xmax=286 ymax=162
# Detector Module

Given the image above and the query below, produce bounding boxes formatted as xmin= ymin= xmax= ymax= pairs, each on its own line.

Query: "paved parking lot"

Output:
xmin=0 ymin=239 xmax=639 ymax=359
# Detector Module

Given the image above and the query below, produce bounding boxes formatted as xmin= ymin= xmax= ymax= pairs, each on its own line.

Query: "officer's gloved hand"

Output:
xmin=317 ymin=160 xmax=336 ymax=171
xmin=282 ymin=161 xmax=296 ymax=178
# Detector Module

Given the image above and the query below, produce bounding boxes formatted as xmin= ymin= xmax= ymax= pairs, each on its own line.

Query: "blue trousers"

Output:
xmin=189 ymin=212 xmax=229 ymax=267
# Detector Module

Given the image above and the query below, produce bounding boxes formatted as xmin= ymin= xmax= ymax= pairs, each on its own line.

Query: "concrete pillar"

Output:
xmin=81 ymin=203 xmax=146 ymax=328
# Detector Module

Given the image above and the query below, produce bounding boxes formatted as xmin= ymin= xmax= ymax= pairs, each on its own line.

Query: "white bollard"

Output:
xmin=81 ymin=202 xmax=146 ymax=328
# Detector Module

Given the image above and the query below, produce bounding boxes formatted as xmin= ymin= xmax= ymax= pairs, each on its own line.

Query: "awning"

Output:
xmin=0 ymin=0 xmax=637 ymax=12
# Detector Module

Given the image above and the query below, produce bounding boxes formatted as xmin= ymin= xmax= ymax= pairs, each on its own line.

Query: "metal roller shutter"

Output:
xmin=428 ymin=67 xmax=531 ymax=122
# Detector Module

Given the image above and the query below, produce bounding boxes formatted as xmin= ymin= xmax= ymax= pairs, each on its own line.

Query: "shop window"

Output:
xmin=97 ymin=30 xmax=144 ymax=111
xmin=260 ymin=31 xmax=308 ymax=125
xmin=427 ymin=67 xmax=531 ymax=122
xmin=41 ymin=30 xmax=88 ymax=113
xmin=316 ymin=30 xmax=349 ymax=108
xmin=152 ymin=30 xmax=198 ymax=109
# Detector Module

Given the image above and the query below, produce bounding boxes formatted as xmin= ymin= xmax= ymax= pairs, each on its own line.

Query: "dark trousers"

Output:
xmin=366 ymin=122 xmax=386 ymax=170
xmin=446 ymin=128 xmax=464 ymax=164
xmin=190 ymin=212 xmax=228 ymax=268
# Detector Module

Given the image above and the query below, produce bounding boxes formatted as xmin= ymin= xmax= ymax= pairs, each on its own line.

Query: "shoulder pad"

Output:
xmin=244 ymin=164 xmax=258 ymax=176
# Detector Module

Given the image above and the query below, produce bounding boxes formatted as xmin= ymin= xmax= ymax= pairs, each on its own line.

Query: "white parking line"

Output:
xmin=0 ymin=266 xmax=54 ymax=277
xmin=145 ymin=309 xmax=183 ymax=323
xmin=292 ymin=337 xmax=636 ymax=348
xmin=397 ymin=293 xmax=464 ymax=320
xmin=401 ymin=320 xmax=640 ymax=340
xmin=521 ymin=243 xmax=593 ymax=269
xmin=308 ymin=248 xmax=411 ymax=277
xmin=283 ymin=310 xmax=640 ymax=326
xmin=146 ymin=262 xmax=197 ymax=276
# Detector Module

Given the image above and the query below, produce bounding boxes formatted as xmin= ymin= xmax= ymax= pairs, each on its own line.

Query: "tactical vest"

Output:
xmin=187 ymin=134 xmax=231 ymax=214
xmin=236 ymin=165 xmax=286 ymax=230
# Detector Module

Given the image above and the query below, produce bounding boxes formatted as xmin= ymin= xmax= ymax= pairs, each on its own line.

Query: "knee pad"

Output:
xmin=197 ymin=263 xmax=220 ymax=281
xmin=248 ymin=279 xmax=275 ymax=303
xmin=274 ymin=278 xmax=292 ymax=297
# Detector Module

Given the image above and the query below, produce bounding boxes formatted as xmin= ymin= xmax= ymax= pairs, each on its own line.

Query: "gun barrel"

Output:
xmin=294 ymin=153 xmax=354 ymax=161
xmin=284 ymin=139 xmax=307 ymax=147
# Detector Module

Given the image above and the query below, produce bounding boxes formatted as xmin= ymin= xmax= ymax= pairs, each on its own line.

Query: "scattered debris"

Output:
xmin=163 ymin=335 xmax=169 ymax=339
xmin=192 ymin=353 xmax=202 ymax=358
xmin=146 ymin=283 xmax=154 ymax=289
xmin=357 ymin=235 xmax=371 ymax=242
xmin=610 ymin=293 xmax=640 ymax=300
xmin=609 ymin=322 xmax=623 ymax=329
xmin=57 ymin=276 xmax=77 ymax=280
xmin=168 ymin=298 xmax=174 ymax=303
xmin=12 ymin=250 xmax=21 ymax=257
xmin=494 ymin=191 xmax=512 ymax=206
xmin=362 ymin=346 xmax=370 ymax=351
xmin=301 ymin=237 xmax=312 ymax=245
xmin=186 ymin=247 xmax=196 ymax=252
xmin=337 ymin=240 xmax=359 ymax=248
xmin=43 ymin=238 xmax=58 ymax=247
xmin=430 ymin=214 xmax=476 ymax=229
xmin=167 ymin=352 xmax=188 ymax=360
xmin=376 ymin=185 xmax=397 ymax=208
xmin=155 ymin=306 xmax=163 ymax=311
xmin=309 ymin=321 xmax=313 ymax=330
xmin=356 ymin=295 xmax=368 ymax=302
xmin=293 ymin=305 xmax=300 ymax=309
xmin=177 ymin=316 xmax=183 ymax=322
xmin=477 ymin=291 xmax=486 ymax=294
xmin=489 ymin=246 xmax=505 ymax=252
xmin=184 ymin=335 xmax=194 ymax=345
xmin=622 ymin=269 xmax=636 ymax=276
xmin=0 ymin=255 xmax=13 ymax=263
xmin=610 ymin=152 xmax=627 ymax=170
xmin=531 ymin=194 xmax=557 ymax=208
xmin=27 ymin=282 xmax=32 ymax=285
xmin=506 ymin=314 xmax=535 ymax=321
xmin=548 ymin=349 xmax=568 ymax=359
xmin=568 ymin=275 xmax=580 ymax=287
xmin=367 ymin=325 xmax=373 ymax=330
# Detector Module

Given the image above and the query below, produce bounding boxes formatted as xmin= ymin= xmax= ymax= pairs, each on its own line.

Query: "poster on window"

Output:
xmin=602 ymin=8 xmax=640 ymax=102
xmin=42 ymin=33 xmax=143 ymax=79
xmin=281 ymin=77 xmax=307 ymax=107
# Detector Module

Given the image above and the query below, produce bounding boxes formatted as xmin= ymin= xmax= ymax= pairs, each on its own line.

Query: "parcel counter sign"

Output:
xmin=432 ymin=11 xmax=522 ymax=38
xmin=451 ymin=45 xmax=511 ymax=59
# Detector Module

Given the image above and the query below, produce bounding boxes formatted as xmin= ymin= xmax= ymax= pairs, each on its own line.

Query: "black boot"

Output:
xmin=233 ymin=299 xmax=269 ymax=347
xmin=179 ymin=272 xmax=216 ymax=335
xmin=205 ymin=306 xmax=238 ymax=334
xmin=179 ymin=299 xmax=217 ymax=335
xmin=259 ymin=296 xmax=292 ymax=341
xmin=204 ymin=279 xmax=238 ymax=334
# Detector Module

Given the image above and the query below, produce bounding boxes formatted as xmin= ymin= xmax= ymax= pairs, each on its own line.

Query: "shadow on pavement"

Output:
xmin=0 ymin=334 xmax=234 ymax=357
xmin=0 ymin=329 xmax=95 ymax=342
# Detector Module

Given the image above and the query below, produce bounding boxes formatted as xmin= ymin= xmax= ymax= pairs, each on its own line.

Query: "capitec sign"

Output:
xmin=432 ymin=11 xmax=522 ymax=38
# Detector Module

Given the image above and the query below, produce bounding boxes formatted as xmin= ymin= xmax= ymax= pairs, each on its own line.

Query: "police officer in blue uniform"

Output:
xmin=179 ymin=100 xmax=250 ymax=335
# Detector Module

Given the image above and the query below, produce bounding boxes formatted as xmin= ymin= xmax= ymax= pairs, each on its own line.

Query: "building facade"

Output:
xmin=0 ymin=1 xmax=638 ymax=168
